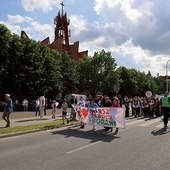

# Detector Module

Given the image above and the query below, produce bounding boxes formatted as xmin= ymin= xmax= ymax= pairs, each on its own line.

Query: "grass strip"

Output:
xmin=0 ymin=120 xmax=77 ymax=135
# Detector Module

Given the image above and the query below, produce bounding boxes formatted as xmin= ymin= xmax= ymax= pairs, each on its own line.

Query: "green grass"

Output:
xmin=0 ymin=120 xmax=77 ymax=135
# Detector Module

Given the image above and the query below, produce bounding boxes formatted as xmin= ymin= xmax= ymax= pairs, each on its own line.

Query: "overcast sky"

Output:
xmin=1 ymin=0 xmax=170 ymax=77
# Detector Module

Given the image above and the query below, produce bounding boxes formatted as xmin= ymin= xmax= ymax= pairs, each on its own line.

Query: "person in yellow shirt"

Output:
xmin=160 ymin=91 xmax=170 ymax=129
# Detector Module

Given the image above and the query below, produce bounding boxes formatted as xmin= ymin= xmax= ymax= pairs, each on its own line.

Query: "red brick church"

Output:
xmin=21 ymin=2 xmax=88 ymax=61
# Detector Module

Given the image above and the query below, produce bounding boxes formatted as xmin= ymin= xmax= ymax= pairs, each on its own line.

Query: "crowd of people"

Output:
xmin=96 ymin=93 xmax=169 ymax=129
xmin=69 ymin=94 xmax=120 ymax=134
xmin=1 ymin=92 xmax=170 ymax=130
xmin=97 ymin=95 xmax=161 ymax=119
xmin=123 ymin=96 xmax=161 ymax=119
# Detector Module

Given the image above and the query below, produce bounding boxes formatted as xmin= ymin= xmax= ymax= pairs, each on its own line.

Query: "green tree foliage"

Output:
xmin=0 ymin=24 xmax=13 ymax=92
xmin=117 ymin=67 xmax=159 ymax=97
xmin=60 ymin=52 xmax=79 ymax=94
xmin=77 ymin=50 xmax=118 ymax=97
xmin=116 ymin=67 xmax=136 ymax=96
xmin=0 ymin=24 xmax=166 ymax=101
xmin=153 ymin=75 xmax=165 ymax=94
xmin=0 ymin=25 xmax=62 ymax=100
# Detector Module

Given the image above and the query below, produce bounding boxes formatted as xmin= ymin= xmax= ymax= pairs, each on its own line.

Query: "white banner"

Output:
xmin=72 ymin=105 xmax=126 ymax=128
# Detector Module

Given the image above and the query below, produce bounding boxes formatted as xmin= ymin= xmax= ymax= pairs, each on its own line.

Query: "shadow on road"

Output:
xmin=51 ymin=126 xmax=120 ymax=143
xmin=15 ymin=118 xmax=49 ymax=123
xmin=151 ymin=128 xmax=169 ymax=136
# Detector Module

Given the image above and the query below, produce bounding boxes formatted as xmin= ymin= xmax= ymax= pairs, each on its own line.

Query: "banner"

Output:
xmin=72 ymin=105 xmax=125 ymax=128
xmin=72 ymin=105 xmax=89 ymax=123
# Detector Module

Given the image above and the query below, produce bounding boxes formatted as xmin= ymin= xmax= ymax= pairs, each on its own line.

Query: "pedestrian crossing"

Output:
xmin=125 ymin=117 xmax=166 ymax=128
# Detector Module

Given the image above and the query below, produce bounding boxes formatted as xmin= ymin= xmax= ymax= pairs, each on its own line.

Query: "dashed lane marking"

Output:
xmin=66 ymin=141 xmax=101 ymax=154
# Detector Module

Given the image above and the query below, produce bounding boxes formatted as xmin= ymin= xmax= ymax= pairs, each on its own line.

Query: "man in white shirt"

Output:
xmin=25 ymin=98 xmax=28 ymax=111
xmin=77 ymin=96 xmax=86 ymax=107
xmin=39 ymin=95 xmax=45 ymax=119
xmin=35 ymin=97 xmax=40 ymax=116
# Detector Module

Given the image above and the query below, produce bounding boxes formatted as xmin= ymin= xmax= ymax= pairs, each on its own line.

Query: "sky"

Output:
xmin=1 ymin=0 xmax=170 ymax=77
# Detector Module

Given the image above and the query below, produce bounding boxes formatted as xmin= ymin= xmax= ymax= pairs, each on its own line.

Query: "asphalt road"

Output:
xmin=0 ymin=117 xmax=170 ymax=170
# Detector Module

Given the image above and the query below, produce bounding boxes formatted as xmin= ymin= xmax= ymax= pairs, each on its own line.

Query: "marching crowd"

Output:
xmin=1 ymin=92 xmax=170 ymax=130
xmin=96 ymin=93 xmax=169 ymax=129
xmin=122 ymin=96 xmax=161 ymax=119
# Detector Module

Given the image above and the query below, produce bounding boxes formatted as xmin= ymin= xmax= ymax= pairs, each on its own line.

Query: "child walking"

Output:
xmin=51 ymin=100 xmax=58 ymax=119
xmin=61 ymin=99 xmax=69 ymax=125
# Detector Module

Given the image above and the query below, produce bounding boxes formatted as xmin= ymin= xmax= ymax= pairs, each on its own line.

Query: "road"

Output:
xmin=0 ymin=117 xmax=170 ymax=170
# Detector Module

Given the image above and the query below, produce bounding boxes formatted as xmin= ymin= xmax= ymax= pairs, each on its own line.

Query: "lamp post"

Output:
xmin=166 ymin=60 xmax=170 ymax=92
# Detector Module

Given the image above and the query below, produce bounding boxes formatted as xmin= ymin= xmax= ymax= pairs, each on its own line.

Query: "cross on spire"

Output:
xmin=60 ymin=2 xmax=64 ymax=16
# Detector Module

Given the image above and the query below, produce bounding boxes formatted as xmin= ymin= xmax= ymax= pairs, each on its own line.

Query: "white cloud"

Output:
xmin=0 ymin=21 xmax=21 ymax=35
xmin=86 ymin=0 xmax=170 ymax=76
xmin=29 ymin=21 xmax=54 ymax=40
xmin=2 ymin=0 xmax=170 ymax=77
xmin=6 ymin=15 xmax=34 ymax=24
xmin=7 ymin=15 xmax=25 ymax=24
xmin=69 ymin=15 xmax=87 ymax=36
xmin=0 ymin=14 xmax=54 ymax=41
xmin=20 ymin=0 xmax=59 ymax=12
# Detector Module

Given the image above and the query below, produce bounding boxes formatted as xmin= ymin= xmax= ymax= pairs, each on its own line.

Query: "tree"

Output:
xmin=117 ymin=67 xmax=138 ymax=97
xmin=0 ymin=24 xmax=63 ymax=100
xmin=60 ymin=52 xmax=79 ymax=94
xmin=0 ymin=24 xmax=13 ymax=96
xmin=77 ymin=50 xmax=118 ymax=97
xmin=117 ymin=67 xmax=159 ymax=97
xmin=15 ymin=38 xmax=62 ymax=99
xmin=154 ymin=75 xmax=165 ymax=94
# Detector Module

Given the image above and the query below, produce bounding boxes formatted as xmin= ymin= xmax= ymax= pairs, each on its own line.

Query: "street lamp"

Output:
xmin=166 ymin=60 xmax=170 ymax=92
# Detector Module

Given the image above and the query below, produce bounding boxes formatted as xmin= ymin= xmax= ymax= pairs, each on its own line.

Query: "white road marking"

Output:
xmin=155 ymin=124 xmax=164 ymax=128
xmin=126 ymin=119 xmax=144 ymax=126
xmin=138 ymin=118 xmax=161 ymax=127
xmin=67 ymin=141 xmax=101 ymax=154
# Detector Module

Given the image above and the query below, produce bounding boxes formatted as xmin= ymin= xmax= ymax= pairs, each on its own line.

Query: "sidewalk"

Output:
xmin=0 ymin=108 xmax=72 ymax=128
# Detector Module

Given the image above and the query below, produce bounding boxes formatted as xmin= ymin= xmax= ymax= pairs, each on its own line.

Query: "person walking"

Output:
xmin=22 ymin=99 xmax=26 ymax=111
xmin=35 ymin=97 xmax=40 ymax=116
xmin=155 ymin=98 xmax=161 ymax=118
xmin=110 ymin=96 xmax=120 ymax=135
xmin=39 ymin=94 xmax=45 ymax=120
xmin=70 ymin=94 xmax=77 ymax=120
xmin=44 ymin=97 xmax=48 ymax=116
xmin=88 ymin=98 xmax=99 ymax=132
xmin=124 ymin=97 xmax=130 ymax=117
xmin=61 ymin=99 xmax=69 ymax=125
xmin=103 ymin=96 xmax=112 ymax=131
xmin=103 ymin=97 xmax=112 ymax=107
xmin=143 ymin=98 xmax=149 ymax=118
xmin=51 ymin=100 xmax=58 ymax=119
xmin=133 ymin=96 xmax=141 ymax=118
xmin=160 ymin=91 xmax=170 ymax=129
xmin=25 ymin=98 xmax=28 ymax=111
xmin=1 ymin=94 xmax=13 ymax=127
xmin=77 ymin=96 xmax=86 ymax=129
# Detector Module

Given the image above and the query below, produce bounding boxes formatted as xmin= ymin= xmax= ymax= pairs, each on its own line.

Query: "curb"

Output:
xmin=0 ymin=122 xmax=80 ymax=139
